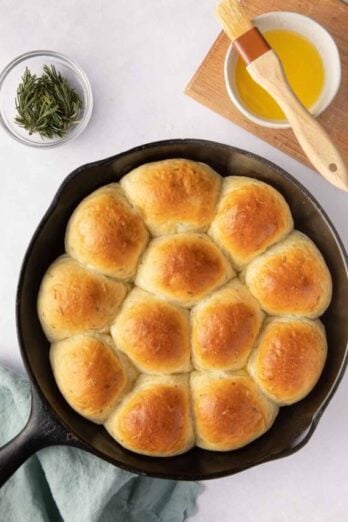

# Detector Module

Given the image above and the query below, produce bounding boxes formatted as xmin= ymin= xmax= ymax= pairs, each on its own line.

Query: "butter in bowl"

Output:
xmin=224 ymin=11 xmax=341 ymax=129
xmin=216 ymin=1 xmax=347 ymax=192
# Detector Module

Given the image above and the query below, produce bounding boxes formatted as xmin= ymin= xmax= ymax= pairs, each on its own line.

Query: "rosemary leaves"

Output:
xmin=14 ymin=65 xmax=82 ymax=139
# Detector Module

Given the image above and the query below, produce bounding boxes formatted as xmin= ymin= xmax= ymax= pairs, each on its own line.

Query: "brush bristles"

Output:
xmin=215 ymin=0 xmax=253 ymax=41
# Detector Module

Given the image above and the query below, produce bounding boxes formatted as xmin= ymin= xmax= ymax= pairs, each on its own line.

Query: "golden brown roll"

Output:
xmin=105 ymin=374 xmax=194 ymax=457
xmin=244 ymin=231 xmax=332 ymax=318
xmin=248 ymin=317 xmax=327 ymax=405
xmin=135 ymin=233 xmax=234 ymax=307
xmin=121 ymin=159 xmax=221 ymax=236
xmin=50 ymin=334 xmax=137 ymax=423
xmin=111 ymin=288 xmax=191 ymax=374
xmin=65 ymin=184 xmax=149 ymax=280
xmin=191 ymin=371 xmax=278 ymax=451
xmin=208 ymin=177 xmax=293 ymax=268
xmin=38 ymin=256 xmax=127 ymax=342
xmin=191 ymin=279 xmax=264 ymax=371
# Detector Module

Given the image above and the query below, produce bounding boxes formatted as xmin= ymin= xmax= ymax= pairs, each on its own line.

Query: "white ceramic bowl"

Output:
xmin=224 ymin=12 xmax=341 ymax=129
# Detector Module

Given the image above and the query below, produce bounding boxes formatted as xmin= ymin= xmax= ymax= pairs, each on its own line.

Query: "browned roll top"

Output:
xmin=191 ymin=280 xmax=263 ymax=370
xmin=209 ymin=177 xmax=293 ymax=267
xmin=191 ymin=372 xmax=278 ymax=451
xmin=112 ymin=289 xmax=191 ymax=373
xmin=117 ymin=386 xmax=187 ymax=453
xmin=160 ymin=239 xmax=225 ymax=293
xmin=245 ymin=231 xmax=332 ymax=318
xmin=38 ymin=256 xmax=127 ymax=342
xmin=50 ymin=334 xmax=136 ymax=423
xmin=121 ymin=159 xmax=221 ymax=235
xmin=106 ymin=375 xmax=194 ymax=456
xmin=248 ymin=318 xmax=327 ymax=405
xmin=65 ymin=184 xmax=148 ymax=279
xmin=136 ymin=233 xmax=234 ymax=307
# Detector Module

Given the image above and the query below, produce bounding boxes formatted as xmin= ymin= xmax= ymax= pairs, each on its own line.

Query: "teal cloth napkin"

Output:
xmin=0 ymin=365 xmax=202 ymax=522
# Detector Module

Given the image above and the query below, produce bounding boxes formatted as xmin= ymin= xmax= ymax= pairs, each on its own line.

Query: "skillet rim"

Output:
xmin=16 ymin=138 xmax=348 ymax=480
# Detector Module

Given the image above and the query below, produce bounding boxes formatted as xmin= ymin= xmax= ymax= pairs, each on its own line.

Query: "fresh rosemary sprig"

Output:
xmin=15 ymin=65 xmax=83 ymax=139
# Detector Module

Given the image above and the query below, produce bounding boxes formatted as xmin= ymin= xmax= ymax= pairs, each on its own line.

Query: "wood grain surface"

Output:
xmin=185 ymin=0 xmax=348 ymax=168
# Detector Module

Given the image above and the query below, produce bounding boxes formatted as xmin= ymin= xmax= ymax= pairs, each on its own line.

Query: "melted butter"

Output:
xmin=235 ymin=29 xmax=325 ymax=121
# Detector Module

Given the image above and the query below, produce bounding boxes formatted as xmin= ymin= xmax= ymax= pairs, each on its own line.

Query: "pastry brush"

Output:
xmin=216 ymin=0 xmax=348 ymax=192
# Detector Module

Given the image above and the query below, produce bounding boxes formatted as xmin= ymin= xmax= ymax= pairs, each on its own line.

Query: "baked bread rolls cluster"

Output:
xmin=38 ymin=159 xmax=332 ymax=457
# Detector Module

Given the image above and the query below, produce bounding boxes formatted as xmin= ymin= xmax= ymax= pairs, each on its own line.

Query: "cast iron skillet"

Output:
xmin=1 ymin=139 xmax=347 ymax=487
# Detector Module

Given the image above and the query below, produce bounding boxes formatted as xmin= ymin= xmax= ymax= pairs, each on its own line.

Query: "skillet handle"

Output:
xmin=0 ymin=385 xmax=79 ymax=488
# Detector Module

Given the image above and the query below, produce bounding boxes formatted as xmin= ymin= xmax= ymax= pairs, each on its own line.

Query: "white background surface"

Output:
xmin=0 ymin=1 xmax=347 ymax=520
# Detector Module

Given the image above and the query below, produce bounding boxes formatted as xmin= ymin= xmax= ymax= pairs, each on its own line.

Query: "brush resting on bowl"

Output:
xmin=37 ymin=158 xmax=332 ymax=457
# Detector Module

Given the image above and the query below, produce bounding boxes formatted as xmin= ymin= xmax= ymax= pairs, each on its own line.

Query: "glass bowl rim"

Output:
xmin=0 ymin=49 xmax=93 ymax=148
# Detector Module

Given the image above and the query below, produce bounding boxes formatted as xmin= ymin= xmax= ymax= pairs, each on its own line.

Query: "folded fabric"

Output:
xmin=0 ymin=365 xmax=202 ymax=522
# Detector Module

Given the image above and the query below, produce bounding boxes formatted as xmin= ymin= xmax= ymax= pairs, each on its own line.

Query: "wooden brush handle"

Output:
xmin=247 ymin=50 xmax=348 ymax=192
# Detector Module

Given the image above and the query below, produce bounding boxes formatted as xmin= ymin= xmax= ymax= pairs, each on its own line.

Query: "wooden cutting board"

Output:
xmin=185 ymin=0 xmax=348 ymax=168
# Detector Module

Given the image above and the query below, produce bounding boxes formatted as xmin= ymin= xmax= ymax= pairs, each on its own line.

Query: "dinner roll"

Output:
xmin=208 ymin=177 xmax=293 ymax=268
xmin=136 ymin=233 xmax=234 ymax=307
xmin=38 ymin=256 xmax=127 ymax=342
xmin=244 ymin=231 xmax=332 ymax=318
xmin=65 ymin=184 xmax=149 ymax=280
xmin=121 ymin=159 xmax=221 ymax=235
xmin=248 ymin=317 xmax=327 ymax=405
xmin=191 ymin=371 xmax=278 ymax=451
xmin=111 ymin=288 xmax=191 ymax=374
xmin=50 ymin=334 xmax=137 ymax=423
xmin=191 ymin=279 xmax=264 ymax=371
xmin=105 ymin=374 xmax=194 ymax=456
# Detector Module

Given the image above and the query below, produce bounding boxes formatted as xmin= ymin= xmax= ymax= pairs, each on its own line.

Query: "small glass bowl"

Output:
xmin=0 ymin=50 xmax=93 ymax=147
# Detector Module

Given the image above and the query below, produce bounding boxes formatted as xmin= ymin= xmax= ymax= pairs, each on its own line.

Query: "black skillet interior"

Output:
xmin=17 ymin=139 xmax=348 ymax=480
